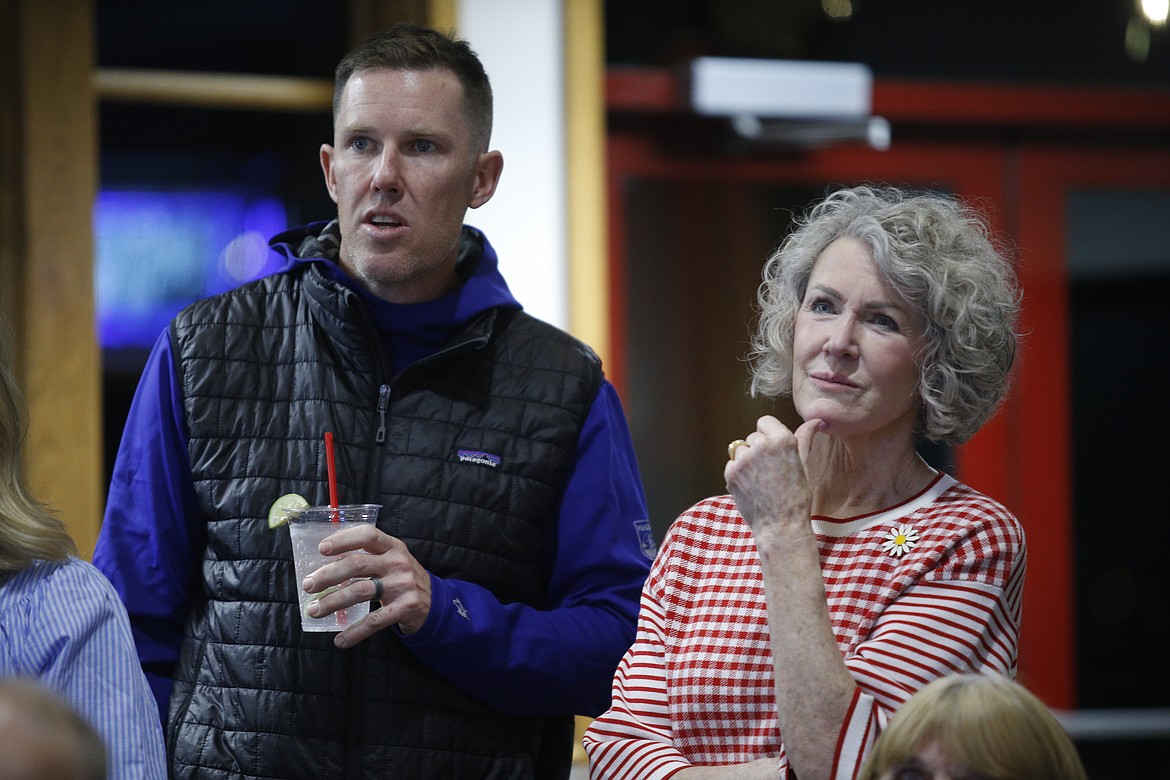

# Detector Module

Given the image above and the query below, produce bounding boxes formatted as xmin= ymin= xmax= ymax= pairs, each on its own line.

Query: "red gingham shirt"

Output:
xmin=583 ymin=473 xmax=1026 ymax=780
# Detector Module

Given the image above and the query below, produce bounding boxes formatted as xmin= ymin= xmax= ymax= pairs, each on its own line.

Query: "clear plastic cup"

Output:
xmin=287 ymin=504 xmax=380 ymax=632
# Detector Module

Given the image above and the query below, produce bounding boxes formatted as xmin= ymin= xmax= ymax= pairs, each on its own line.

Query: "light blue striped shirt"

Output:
xmin=1 ymin=557 xmax=167 ymax=779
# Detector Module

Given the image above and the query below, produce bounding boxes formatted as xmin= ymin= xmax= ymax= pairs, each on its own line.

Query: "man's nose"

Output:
xmin=372 ymin=149 xmax=402 ymax=193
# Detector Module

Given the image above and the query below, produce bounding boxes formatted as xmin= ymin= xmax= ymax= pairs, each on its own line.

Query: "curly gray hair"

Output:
xmin=749 ymin=185 xmax=1020 ymax=444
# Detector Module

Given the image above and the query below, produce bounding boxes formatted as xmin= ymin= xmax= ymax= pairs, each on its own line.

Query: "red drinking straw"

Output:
xmin=324 ymin=431 xmax=339 ymax=519
xmin=323 ymin=431 xmax=345 ymax=624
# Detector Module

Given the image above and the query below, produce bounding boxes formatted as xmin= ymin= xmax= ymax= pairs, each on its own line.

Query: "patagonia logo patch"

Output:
xmin=457 ymin=449 xmax=502 ymax=469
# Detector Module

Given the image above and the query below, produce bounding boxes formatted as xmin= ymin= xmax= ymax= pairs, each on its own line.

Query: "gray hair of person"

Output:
xmin=748 ymin=185 xmax=1021 ymax=444
xmin=332 ymin=22 xmax=494 ymax=153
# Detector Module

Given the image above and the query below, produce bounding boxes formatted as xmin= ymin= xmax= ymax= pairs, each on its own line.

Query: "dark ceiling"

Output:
xmin=96 ymin=0 xmax=1170 ymax=87
xmin=605 ymin=0 xmax=1170 ymax=86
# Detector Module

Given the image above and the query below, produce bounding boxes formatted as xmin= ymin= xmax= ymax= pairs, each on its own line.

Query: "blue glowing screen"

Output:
xmin=95 ymin=190 xmax=287 ymax=348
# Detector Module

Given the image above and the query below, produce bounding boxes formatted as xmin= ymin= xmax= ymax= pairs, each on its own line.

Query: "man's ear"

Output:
xmin=469 ymin=150 xmax=504 ymax=209
xmin=320 ymin=144 xmax=340 ymax=204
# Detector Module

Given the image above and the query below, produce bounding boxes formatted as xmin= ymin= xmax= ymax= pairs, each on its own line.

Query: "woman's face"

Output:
xmin=878 ymin=741 xmax=992 ymax=780
xmin=791 ymin=237 xmax=924 ymax=441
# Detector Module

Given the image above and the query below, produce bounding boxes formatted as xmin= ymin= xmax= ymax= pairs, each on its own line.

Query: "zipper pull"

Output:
xmin=375 ymin=384 xmax=390 ymax=444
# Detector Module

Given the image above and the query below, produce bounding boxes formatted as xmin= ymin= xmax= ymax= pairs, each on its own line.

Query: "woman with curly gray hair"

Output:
xmin=585 ymin=185 xmax=1026 ymax=780
xmin=751 ymin=185 xmax=1019 ymax=444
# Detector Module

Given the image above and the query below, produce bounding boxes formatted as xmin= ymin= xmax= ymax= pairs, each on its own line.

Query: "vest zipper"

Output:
xmin=363 ymin=383 xmax=390 ymax=500
xmin=374 ymin=384 xmax=390 ymax=444
xmin=352 ymin=389 xmax=387 ymax=778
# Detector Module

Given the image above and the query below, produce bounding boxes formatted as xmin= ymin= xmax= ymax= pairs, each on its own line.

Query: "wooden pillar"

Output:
xmin=565 ymin=0 xmax=609 ymax=366
xmin=0 ymin=0 xmax=102 ymax=556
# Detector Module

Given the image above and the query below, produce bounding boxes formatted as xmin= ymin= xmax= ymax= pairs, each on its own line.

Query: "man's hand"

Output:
xmin=301 ymin=524 xmax=433 ymax=648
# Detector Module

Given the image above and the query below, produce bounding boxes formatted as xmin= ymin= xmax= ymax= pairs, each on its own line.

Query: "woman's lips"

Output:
xmin=809 ymin=371 xmax=859 ymax=389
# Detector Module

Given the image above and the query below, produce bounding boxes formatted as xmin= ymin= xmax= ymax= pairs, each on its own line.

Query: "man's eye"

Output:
xmin=350 ymin=138 xmax=370 ymax=151
xmin=413 ymin=139 xmax=436 ymax=153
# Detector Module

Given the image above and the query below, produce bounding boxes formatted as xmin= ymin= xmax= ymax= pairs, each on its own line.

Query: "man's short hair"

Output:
xmin=333 ymin=23 xmax=494 ymax=152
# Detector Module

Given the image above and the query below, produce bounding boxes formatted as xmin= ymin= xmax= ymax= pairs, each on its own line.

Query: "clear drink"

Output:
xmin=287 ymin=504 xmax=380 ymax=632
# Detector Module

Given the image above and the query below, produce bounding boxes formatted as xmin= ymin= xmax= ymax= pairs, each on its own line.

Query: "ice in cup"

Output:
xmin=287 ymin=504 xmax=380 ymax=632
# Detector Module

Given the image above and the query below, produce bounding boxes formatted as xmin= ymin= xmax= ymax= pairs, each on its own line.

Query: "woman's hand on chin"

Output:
xmin=724 ymin=416 xmax=825 ymax=539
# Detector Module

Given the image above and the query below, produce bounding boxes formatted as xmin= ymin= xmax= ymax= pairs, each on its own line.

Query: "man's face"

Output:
xmin=320 ymin=68 xmax=503 ymax=303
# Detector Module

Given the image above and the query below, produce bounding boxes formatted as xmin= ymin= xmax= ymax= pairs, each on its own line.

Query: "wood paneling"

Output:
xmin=565 ymin=0 xmax=609 ymax=366
xmin=0 ymin=0 xmax=102 ymax=556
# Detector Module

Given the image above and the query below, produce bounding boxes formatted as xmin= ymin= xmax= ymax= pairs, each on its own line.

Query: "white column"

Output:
xmin=456 ymin=0 xmax=567 ymax=329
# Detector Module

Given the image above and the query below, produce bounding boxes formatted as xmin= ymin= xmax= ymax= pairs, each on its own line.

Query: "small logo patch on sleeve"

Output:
xmin=633 ymin=518 xmax=657 ymax=560
xmin=457 ymin=449 xmax=502 ymax=468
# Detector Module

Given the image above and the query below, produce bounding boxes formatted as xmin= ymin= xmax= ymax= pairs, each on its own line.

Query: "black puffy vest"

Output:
xmin=166 ymin=262 xmax=601 ymax=779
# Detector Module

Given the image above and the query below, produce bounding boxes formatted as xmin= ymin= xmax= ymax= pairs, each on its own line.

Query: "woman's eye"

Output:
xmin=873 ymin=314 xmax=900 ymax=331
xmin=809 ymin=298 xmax=834 ymax=314
xmin=892 ymin=768 xmax=930 ymax=780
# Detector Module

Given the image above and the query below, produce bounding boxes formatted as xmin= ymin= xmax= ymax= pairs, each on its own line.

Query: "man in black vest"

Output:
xmin=95 ymin=23 xmax=653 ymax=779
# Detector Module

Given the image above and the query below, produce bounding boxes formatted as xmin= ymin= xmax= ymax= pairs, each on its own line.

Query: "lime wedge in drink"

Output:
xmin=268 ymin=493 xmax=309 ymax=529
xmin=305 ymin=585 xmax=343 ymax=620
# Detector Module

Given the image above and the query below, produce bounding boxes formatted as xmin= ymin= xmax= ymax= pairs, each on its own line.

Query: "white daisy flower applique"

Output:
xmin=882 ymin=524 xmax=919 ymax=558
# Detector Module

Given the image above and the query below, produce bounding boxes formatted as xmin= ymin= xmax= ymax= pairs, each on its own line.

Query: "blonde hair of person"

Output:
xmin=0 ymin=325 xmax=77 ymax=575
xmin=860 ymin=673 xmax=1088 ymax=780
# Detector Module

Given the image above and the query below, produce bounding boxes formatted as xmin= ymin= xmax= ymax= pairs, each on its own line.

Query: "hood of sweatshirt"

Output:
xmin=268 ymin=219 xmax=522 ymax=373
